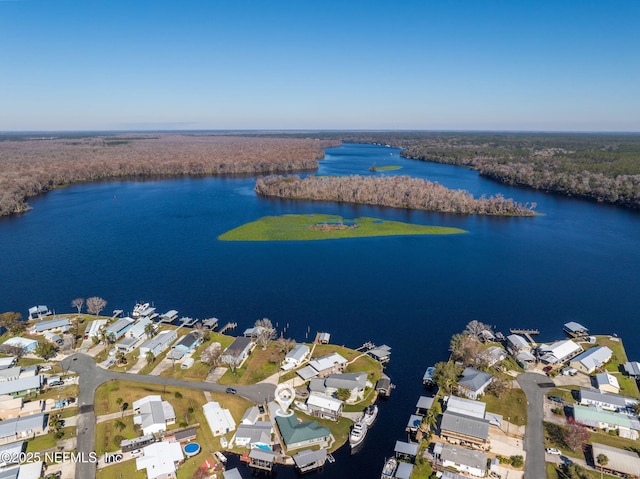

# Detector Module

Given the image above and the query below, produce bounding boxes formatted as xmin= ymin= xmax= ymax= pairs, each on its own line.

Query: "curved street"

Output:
xmin=60 ymin=353 xmax=276 ymax=479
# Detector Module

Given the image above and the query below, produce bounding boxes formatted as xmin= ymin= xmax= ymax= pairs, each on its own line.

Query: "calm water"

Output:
xmin=1 ymin=143 xmax=640 ymax=478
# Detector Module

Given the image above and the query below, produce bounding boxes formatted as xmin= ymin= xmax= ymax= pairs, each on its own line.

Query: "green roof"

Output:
xmin=275 ymin=414 xmax=330 ymax=446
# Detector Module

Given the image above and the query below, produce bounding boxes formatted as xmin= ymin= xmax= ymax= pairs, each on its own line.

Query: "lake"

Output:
xmin=1 ymin=143 xmax=640 ymax=478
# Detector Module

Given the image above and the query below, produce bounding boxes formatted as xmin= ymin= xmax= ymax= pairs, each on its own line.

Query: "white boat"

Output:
xmin=381 ymin=457 xmax=398 ymax=478
xmin=364 ymin=404 xmax=378 ymax=426
xmin=132 ymin=302 xmax=149 ymax=318
xmin=349 ymin=420 xmax=368 ymax=447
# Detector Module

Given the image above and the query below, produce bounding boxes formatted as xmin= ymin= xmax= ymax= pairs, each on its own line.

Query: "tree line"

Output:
xmin=0 ymin=134 xmax=338 ymax=216
xmin=255 ymin=174 xmax=536 ymax=216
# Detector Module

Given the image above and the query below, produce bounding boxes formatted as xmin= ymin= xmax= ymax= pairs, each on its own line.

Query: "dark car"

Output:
xmin=225 ymin=387 xmax=237 ymax=394
xmin=543 ymin=365 xmax=553 ymax=373
xmin=48 ymin=380 xmax=64 ymax=387
xmin=548 ymin=395 xmax=565 ymax=403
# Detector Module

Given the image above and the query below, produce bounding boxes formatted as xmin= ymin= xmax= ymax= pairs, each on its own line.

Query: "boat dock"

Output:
xmin=158 ymin=310 xmax=179 ymax=323
xmin=179 ymin=316 xmax=198 ymax=327
xmin=509 ymin=328 xmax=539 ymax=345
xmin=219 ymin=322 xmax=237 ymax=334
xmin=202 ymin=317 xmax=219 ymax=329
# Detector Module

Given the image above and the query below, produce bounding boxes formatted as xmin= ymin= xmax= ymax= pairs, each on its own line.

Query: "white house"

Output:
xmin=539 ymin=340 xmax=583 ymax=365
xmin=138 ymin=330 xmax=178 ymax=359
xmin=29 ymin=317 xmax=70 ymax=334
xmin=219 ymin=337 xmax=254 ymax=368
xmin=132 ymin=395 xmax=176 ymax=435
xmin=1 ymin=337 xmax=38 ymax=354
xmin=506 ymin=334 xmax=530 ymax=354
xmin=233 ymin=421 xmax=272 ymax=448
xmin=570 ymin=346 xmax=613 ymax=374
xmin=434 ymin=442 xmax=488 ymax=477
xmin=308 ymin=353 xmax=348 ymax=377
xmin=104 ymin=317 xmax=134 ymax=342
xmin=282 ymin=344 xmax=310 ymax=370
xmin=482 ymin=346 xmax=507 ymax=367
xmin=596 ymin=372 xmax=621 ymax=394
xmin=203 ymin=401 xmax=236 ymax=437
xmin=84 ymin=320 xmax=107 ymax=340
xmin=136 ymin=441 xmax=184 ymax=479
xmin=306 ymin=392 xmax=343 ymax=421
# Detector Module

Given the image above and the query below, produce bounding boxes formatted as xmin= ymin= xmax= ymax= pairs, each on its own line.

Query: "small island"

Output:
xmin=369 ymin=164 xmax=402 ymax=171
xmin=218 ymin=214 xmax=466 ymax=241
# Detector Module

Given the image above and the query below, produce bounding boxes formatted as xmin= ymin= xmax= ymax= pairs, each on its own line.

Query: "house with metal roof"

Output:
xmin=275 ymin=414 xmax=331 ymax=451
xmin=0 ymin=442 xmax=25 ymax=468
xmin=570 ymin=346 xmax=613 ymax=374
xmin=309 ymin=372 xmax=368 ymax=404
xmin=292 ymin=448 xmax=327 ymax=473
xmin=440 ymin=411 xmax=490 ymax=449
xmin=0 ymin=367 xmax=21 ymax=383
xmin=135 ymin=441 xmax=184 ymax=479
xmin=506 ymin=334 xmax=530 ymax=353
xmin=234 ymin=421 xmax=272 ymax=449
xmin=0 ymin=412 xmax=47 ymax=440
xmin=203 ymin=401 xmax=236 ymax=437
xmin=308 ymin=353 xmax=348 ymax=378
xmin=367 ymin=344 xmax=392 ymax=363
xmin=138 ymin=329 xmax=178 ymax=359
xmin=596 ymin=372 xmax=621 ymax=394
xmin=240 ymin=406 xmax=260 ymax=425
xmin=84 ymin=319 xmax=107 ymax=341
xmin=126 ymin=317 xmax=154 ymax=340
xmin=306 ymin=392 xmax=343 ymax=421
xmin=539 ymin=340 xmax=583 ymax=365
xmin=282 ymin=344 xmax=310 ymax=370
xmin=446 ymin=395 xmax=487 ymax=419
xmin=27 ymin=306 xmax=51 ymax=321
xmin=219 ymin=336 xmax=254 ymax=367
xmin=482 ymin=346 xmax=506 ymax=366
xmin=29 ymin=317 xmax=70 ymax=335
xmin=573 ymin=404 xmax=640 ymax=439
xmin=563 ymin=321 xmax=589 ymax=338
xmin=0 ymin=375 xmax=43 ymax=398
xmin=434 ymin=442 xmax=488 ymax=477
xmin=167 ymin=332 xmax=203 ymax=361
xmin=591 ymin=443 xmax=640 ymax=478
xmin=132 ymin=395 xmax=176 ymax=436
xmin=1 ymin=338 xmax=38 ymax=354
xmin=248 ymin=448 xmax=276 ymax=472
xmin=0 ymin=357 xmax=17 ymax=371
xmin=579 ymin=388 xmax=634 ymax=411
xmin=625 ymin=361 xmax=640 ymax=378
xmin=457 ymin=367 xmax=493 ymax=400
xmin=104 ymin=317 xmax=134 ymax=342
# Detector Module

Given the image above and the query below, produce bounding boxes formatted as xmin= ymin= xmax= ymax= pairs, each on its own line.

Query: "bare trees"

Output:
xmin=71 ymin=298 xmax=84 ymax=314
xmin=254 ymin=318 xmax=276 ymax=350
xmin=86 ymin=297 xmax=107 ymax=316
xmin=564 ymin=421 xmax=589 ymax=452
xmin=201 ymin=342 xmax=223 ymax=366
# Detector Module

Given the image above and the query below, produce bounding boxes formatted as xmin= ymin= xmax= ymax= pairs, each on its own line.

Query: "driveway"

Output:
xmin=60 ymin=353 xmax=276 ymax=479
xmin=517 ymin=372 xmax=555 ymax=479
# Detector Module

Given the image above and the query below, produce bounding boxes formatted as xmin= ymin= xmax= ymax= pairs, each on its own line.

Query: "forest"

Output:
xmin=0 ymin=134 xmax=338 ymax=216
xmin=254 ymin=175 xmax=537 ymax=216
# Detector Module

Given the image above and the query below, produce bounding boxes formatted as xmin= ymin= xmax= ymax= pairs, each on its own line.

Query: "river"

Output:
xmin=1 ymin=143 xmax=639 ymax=478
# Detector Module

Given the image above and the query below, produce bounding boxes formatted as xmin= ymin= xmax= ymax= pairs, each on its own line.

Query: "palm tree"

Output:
xmin=596 ymin=454 xmax=608 ymax=479
xmin=144 ymin=323 xmax=157 ymax=339
xmin=145 ymin=351 xmax=155 ymax=364
xmin=114 ymin=420 xmax=126 ymax=432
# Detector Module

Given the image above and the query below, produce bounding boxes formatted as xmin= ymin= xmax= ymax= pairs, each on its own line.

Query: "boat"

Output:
xmin=132 ymin=302 xmax=150 ymax=318
xmin=349 ymin=420 xmax=368 ymax=447
xmin=423 ymin=366 xmax=436 ymax=387
xmin=363 ymin=404 xmax=378 ymax=426
xmin=381 ymin=457 xmax=398 ymax=478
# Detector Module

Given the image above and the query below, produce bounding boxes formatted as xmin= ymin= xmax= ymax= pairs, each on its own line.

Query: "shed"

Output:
xmin=564 ymin=322 xmax=589 ymax=337
xmin=395 ymin=462 xmax=414 ymax=479
xmin=181 ymin=357 xmax=195 ymax=369
xmin=394 ymin=440 xmax=418 ymax=461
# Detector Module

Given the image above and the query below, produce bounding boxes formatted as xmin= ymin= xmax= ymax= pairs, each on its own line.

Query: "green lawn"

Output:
xmin=218 ymin=214 xmax=466 ymax=241
xmin=96 ymin=458 xmax=144 ymax=479
xmin=95 ymin=416 xmax=138 ymax=455
xmin=218 ymin=342 xmax=283 ymax=386
xmin=483 ymin=388 xmax=528 ymax=426
xmin=25 ymin=426 xmax=76 ymax=453
xmin=595 ymin=336 xmax=639 ymax=398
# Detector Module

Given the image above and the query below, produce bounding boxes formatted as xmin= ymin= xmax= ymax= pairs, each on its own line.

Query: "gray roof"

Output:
xmin=624 ymin=361 xmax=640 ymax=376
xmin=248 ymin=448 xmax=276 ymax=463
xmin=572 ymin=346 xmax=613 ymax=370
xmin=139 ymin=330 xmax=177 ymax=352
xmin=285 ymin=344 xmax=309 ymax=362
xmin=441 ymin=471 xmax=469 ymax=479
xmin=308 ymin=378 xmax=326 ymax=394
xmin=394 ymin=440 xmax=418 ymax=456
xmin=292 ymin=448 xmax=327 ymax=468
xmin=579 ymin=388 xmax=628 ymax=408
xmin=223 ymin=468 xmax=243 ymax=479
xmin=0 ymin=442 xmax=24 ymax=467
xmin=507 ymin=334 xmax=530 ymax=350
xmin=0 ymin=413 xmax=47 ymax=439
xmin=297 ymin=365 xmax=319 ymax=381
xmin=446 ymin=396 xmax=487 ymax=419
xmin=32 ymin=317 xmax=70 ymax=333
xmin=173 ymin=428 xmax=197 ymax=441
xmin=458 ymin=367 xmax=493 ymax=393
xmin=224 ymin=336 xmax=252 ymax=357
xmin=437 ymin=442 xmax=488 ymax=471
xmin=235 ymin=421 xmax=272 ymax=444
xmin=416 ymin=396 xmax=434 ymax=411
xmin=175 ymin=331 xmax=201 ymax=349
xmin=564 ymin=321 xmax=588 ymax=333
xmin=324 ymin=372 xmax=367 ymax=390
xmin=0 ymin=375 xmax=43 ymax=396
xmin=440 ymin=411 xmax=490 ymax=440
xmin=241 ymin=406 xmax=260 ymax=425
xmin=395 ymin=462 xmax=414 ymax=479
xmin=591 ymin=442 xmax=640 ymax=477
xmin=105 ymin=317 xmax=133 ymax=336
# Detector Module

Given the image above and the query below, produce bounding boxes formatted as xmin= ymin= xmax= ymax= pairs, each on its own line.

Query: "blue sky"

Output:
xmin=1 ymin=0 xmax=639 ymax=131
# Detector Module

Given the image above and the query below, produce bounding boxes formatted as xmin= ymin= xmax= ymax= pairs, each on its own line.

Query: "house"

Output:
xmin=445 ymin=395 xmax=486 ymax=419
xmin=596 ymin=372 xmax=621 ymax=394
xmin=292 ymin=448 xmax=327 ymax=473
xmin=275 ymin=414 xmax=331 ymax=451
xmin=563 ymin=321 xmax=589 ymax=338
xmin=248 ymin=448 xmax=276 ymax=472
xmin=165 ymin=427 xmax=197 ymax=444
xmin=306 ymin=392 xmax=343 ymax=421
xmin=1 ymin=338 xmax=38 ymax=354
xmin=506 ymin=334 xmax=530 ymax=354
xmin=0 ymin=412 xmax=47 ymax=440
xmin=440 ymin=411 xmax=490 ymax=449
xmin=0 ymin=357 xmax=17 ymax=370
xmin=591 ymin=443 xmax=640 ymax=479
xmin=181 ymin=357 xmax=194 ymax=369
xmin=132 ymin=395 xmax=176 ymax=435
xmin=570 ymin=346 xmax=613 ymax=374
xmin=0 ymin=375 xmax=43 ymax=398
xmin=167 ymin=332 xmax=202 ymax=361
xmin=138 ymin=330 xmax=178 ymax=359
xmin=27 ymin=306 xmax=51 ymax=321
xmin=624 ymin=361 xmax=640 ymax=378
xmin=1 ymin=461 xmax=45 ymax=479
xmin=573 ymin=404 xmax=640 ymax=439
xmin=126 ymin=317 xmax=154 ymax=341
xmin=219 ymin=336 xmax=254 ymax=367
xmin=120 ymin=434 xmax=156 ymax=452
xmin=482 ymin=346 xmax=506 ymax=367
xmin=104 ymin=317 xmax=134 ymax=342
xmin=309 ymin=372 xmax=368 ymax=404
xmin=307 ymin=353 xmax=348 ymax=378
xmin=234 ymin=421 xmax=272 ymax=448
xmin=434 ymin=442 xmax=488 ymax=477
xmin=0 ymin=441 xmax=25 ymax=468
xmin=539 ymin=340 xmax=583 ymax=365
xmin=457 ymin=367 xmax=493 ymax=400
xmin=135 ymin=441 xmax=184 ymax=479
xmin=29 ymin=317 xmax=70 ymax=335
xmin=578 ymin=388 xmax=635 ymax=411
xmin=282 ymin=344 xmax=310 ymax=370
xmin=203 ymin=401 xmax=236 ymax=437
xmin=115 ymin=337 xmax=139 ymax=354
xmin=415 ymin=396 xmax=434 ymax=416
xmin=84 ymin=319 xmax=107 ymax=341
xmin=240 ymin=406 xmax=260 ymax=426
xmin=0 ymin=367 xmax=21 ymax=382
xmin=0 ymin=396 xmax=43 ymax=420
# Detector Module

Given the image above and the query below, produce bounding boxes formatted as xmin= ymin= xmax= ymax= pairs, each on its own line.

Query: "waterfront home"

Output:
xmin=135 ymin=441 xmax=184 ymax=479
xmin=159 ymin=310 xmax=179 ymax=323
xmin=309 ymin=372 xmax=368 ymax=404
xmin=167 ymin=331 xmax=202 ymax=361
xmin=104 ymin=317 xmax=134 ymax=342
xmin=376 ymin=375 xmax=393 ymax=397
xmin=0 ymin=357 xmax=16 ymax=370
xmin=248 ymin=448 xmax=276 ymax=472
xmin=596 ymin=372 xmax=621 ymax=394
xmin=591 ymin=443 xmax=640 ymax=479
xmin=84 ymin=319 xmax=107 ymax=341
xmin=0 ymin=412 xmax=47 ymax=440
xmin=416 ymin=396 xmax=435 ymax=416
xmin=394 ymin=440 xmax=418 ymax=462
xmin=133 ymin=395 xmax=176 ymax=436
xmin=138 ymin=330 xmax=178 ymax=359
xmin=203 ymin=401 xmax=236 ymax=437
xmin=457 ymin=367 xmax=493 ymax=400
xmin=624 ymin=361 xmax=640 ymax=378
xmin=434 ymin=442 xmax=488 ymax=477
xmin=578 ymin=388 xmax=635 ymax=411
xmin=573 ymin=404 xmax=640 ymax=439
xmin=282 ymin=344 xmax=310 ymax=370
xmin=306 ymin=392 xmax=343 ymax=421
xmin=439 ymin=411 xmax=490 ymax=449
xmin=0 ymin=375 xmax=43 ymax=398
xmin=539 ymin=340 xmax=583 ymax=365
xmin=563 ymin=321 xmax=589 ymax=338
xmin=234 ymin=421 xmax=272 ymax=448
xmin=367 ymin=344 xmax=392 ymax=363
xmin=307 ymin=353 xmax=348 ymax=378
xmin=570 ymin=346 xmax=613 ymax=374
xmin=219 ymin=336 xmax=255 ymax=367
xmin=29 ymin=317 xmax=70 ymax=335
xmin=27 ymin=305 xmax=51 ymax=321
xmin=482 ymin=346 xmax=506 ymax=367
xmin=506 ymin=334 xmax=530 ymax=354
xmin=1 ymin=337 xmax=38 ymax=354
xmin=445 ymin=395 xmax=487 ymax=419
xmin=126 ymin=317 xmax=154 ymax=340
xmin=292 ymin=448 xmax=327 ymax=473
xmin=275 ymin=414 xmax=331 ymax=451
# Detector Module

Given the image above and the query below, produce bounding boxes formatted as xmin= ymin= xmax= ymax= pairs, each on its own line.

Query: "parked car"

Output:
xmin=561 ymin=367 xmax=578 ymax=376
xmin=39 ymin=365 xmax=52 ymax=372
xmin=225 ymin=387 xmax=237 ymax=395
xmin=543 ymin=365 xmax=553 ymax=373
xmin=545 ymin=448 xmax=561 ymax=455
xmin=131 ymin=449 xmax=142 ymax=457
xmin=48 ymin=380 xmax=64 ymax=387
xmin=548 ymin=395 xmax=565 ymax=404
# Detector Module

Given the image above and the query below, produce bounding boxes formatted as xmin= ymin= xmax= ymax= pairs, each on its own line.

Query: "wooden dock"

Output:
xmin=509 ymin=328 xmax=540 ymax=345
xmin=219 ymin=322 xmax=237 ymax=334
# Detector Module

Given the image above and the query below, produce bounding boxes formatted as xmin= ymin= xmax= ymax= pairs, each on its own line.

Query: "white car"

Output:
xmin=131 ymin=449 xmax=142 ymax=457
xmin=545 ymin=448 xmax=561 ymax=455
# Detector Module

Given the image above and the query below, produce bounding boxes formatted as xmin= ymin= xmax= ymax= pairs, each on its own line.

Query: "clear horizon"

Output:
xmin=2 ymin=0 xmax=639 ymax=132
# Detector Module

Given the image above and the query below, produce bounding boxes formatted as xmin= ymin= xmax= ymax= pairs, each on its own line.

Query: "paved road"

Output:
xmin=517 ymin=372 xmax=555 ymax=479
xmin=60 ymin=353 xmax=276 ymax=479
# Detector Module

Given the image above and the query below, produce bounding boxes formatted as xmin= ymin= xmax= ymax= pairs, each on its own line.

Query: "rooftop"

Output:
xmin=591 ymin=442 xmax=640 ymax=477
xmin=275 ymin=414 xmax=330 ymax=447
xmin=440 ymin=411 xmax=490 ymax=440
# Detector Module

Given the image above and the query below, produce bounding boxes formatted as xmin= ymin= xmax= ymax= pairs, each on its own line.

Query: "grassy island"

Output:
xmin=218 ymin=214 xmax=466 ymax=241
xmin=370 ymin=165 xmax=402 ymax=171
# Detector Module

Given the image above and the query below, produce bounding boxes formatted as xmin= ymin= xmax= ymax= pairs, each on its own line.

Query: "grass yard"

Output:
xmin=483 ymin=388 xmax=528 ymax=426
xmin=218 ymin=214 xmax=466 ymax=241
xmin=547 ymin=387 xmax=578 ymax=404
xmin=294 ymin=410 xmax=354 ymax=453
xmin=96 ymin=457 xmax=144 ymax=479
xmin=546 ymin=462 xmax=618 ymax=479
xmin=36 ymin=384 xmax=79 ymax=402
xmin=25 ymin=426 xmax=76 ymax=453
xmin=95 ymin=416 xmax=138 ymax=455
xmin=596 ymin=336 xmax=640 ymax=398
xmin=218 ymin=342 xmax=283 ymax=386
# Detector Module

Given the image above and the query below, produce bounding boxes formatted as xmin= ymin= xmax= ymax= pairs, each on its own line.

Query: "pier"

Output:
xmin=509 ymin=328 xmax=539 ymax=345
xmin=219 ymin=322 xmax=238 ymax=334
